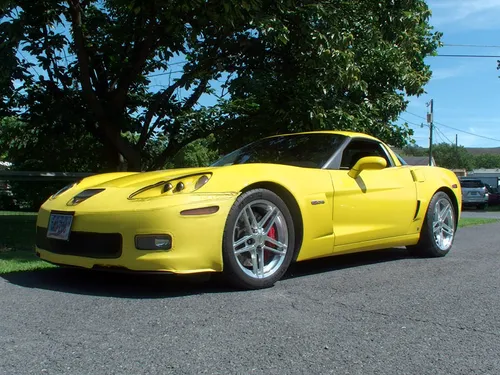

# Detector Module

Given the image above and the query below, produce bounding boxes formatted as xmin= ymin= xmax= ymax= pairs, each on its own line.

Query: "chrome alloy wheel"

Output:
xmin=232 ymin=199 xmax=289 ymax=279
xmin=432 ymin=197 xmax=455 ymax=250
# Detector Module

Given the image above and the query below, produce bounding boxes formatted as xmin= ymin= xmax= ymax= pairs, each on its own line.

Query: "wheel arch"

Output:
xmin=240 ymin=181 xmax=304 ymax=262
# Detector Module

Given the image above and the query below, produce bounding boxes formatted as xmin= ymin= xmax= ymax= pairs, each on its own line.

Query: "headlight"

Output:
xmin=129 ymin=173 xmax=212 ymax=199
xmin=50 ymin=182 xmax=79 ymax=200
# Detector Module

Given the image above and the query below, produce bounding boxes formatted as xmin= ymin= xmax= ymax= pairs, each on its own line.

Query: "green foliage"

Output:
xmin=473 ymin=154 xmax=500 ymax=169
xmin=217 ymin=1 xmax=441 ymax=152
xmin=432 ymin=143 xmax=475 ymax=171
xmin=402 ymin=144 xmax=427 ymax=157
xmin=171 ymin=135 xmax=219 ymax=168
xmin=0 ymin=116 xmax=106 ymax=210
xmin=402 ymin=142 xmax=500 ymax=170
xmin=1 ymin=0 xmax=440 ymax=170
xmin=0 ymin=116 xmax=105 ymax=172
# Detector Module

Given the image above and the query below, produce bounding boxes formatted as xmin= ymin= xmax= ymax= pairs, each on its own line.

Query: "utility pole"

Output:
xmin=455 ymin=134 xmax=458 ymax=148
xmin=427 ymin=99 xmax=434 ymax=166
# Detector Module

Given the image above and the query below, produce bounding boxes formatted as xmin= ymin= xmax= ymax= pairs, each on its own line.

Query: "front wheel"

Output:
xmin=407 ymin=191 xmax=457 ymax=257
xmin=222 ymin=188 xmax=295 ymax=290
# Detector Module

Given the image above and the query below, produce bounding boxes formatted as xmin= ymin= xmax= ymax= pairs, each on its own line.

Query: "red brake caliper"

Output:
xmin=265 ymin=225 xmax=277 ymax=262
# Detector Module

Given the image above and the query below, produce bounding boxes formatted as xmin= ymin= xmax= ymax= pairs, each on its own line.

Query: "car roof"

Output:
xmin=266 ymin=130 xmax=380 ymax=141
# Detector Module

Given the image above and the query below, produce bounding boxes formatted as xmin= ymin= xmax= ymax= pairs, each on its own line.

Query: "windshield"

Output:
xmin=212 ymin=133 xmax=347 ymax=168
xmin=460 ymin=180 xmax=485 ymax=188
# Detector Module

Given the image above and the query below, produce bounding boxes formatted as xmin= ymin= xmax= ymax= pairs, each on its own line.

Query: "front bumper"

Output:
xmin=35 ymin=193 xmax=237 ymax=274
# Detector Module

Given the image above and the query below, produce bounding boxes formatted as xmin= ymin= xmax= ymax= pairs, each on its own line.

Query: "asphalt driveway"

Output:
xmin=1 ymin=223 xmax=500 ymax=375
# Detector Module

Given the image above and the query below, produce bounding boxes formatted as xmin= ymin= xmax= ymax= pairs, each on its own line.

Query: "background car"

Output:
xmin=485 ymin=183 xmax=500 ymax=206
xmin=459 ymin=178 xmax=490 ymax=209
xmin=35 ymin=131 xmax=462 ymax=289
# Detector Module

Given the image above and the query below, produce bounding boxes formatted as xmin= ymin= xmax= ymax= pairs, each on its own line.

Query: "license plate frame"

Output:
xmin=47 ymin=212 xmax=74 ymax=241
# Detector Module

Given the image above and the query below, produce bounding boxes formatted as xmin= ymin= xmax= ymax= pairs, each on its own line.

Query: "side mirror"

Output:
xmin=348 ymin=156 xmax=387 ymax=179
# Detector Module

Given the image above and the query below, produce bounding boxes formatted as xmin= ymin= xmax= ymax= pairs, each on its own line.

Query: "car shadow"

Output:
xmin=284 ymin=247 xmax=411 ymax=280
xmin=1 ymin=247 xmax=412 ymax=298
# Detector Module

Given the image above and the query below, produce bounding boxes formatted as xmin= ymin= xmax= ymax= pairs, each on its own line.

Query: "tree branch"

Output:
xmin=66 ymin=0 xmax=106 ymax=119
xmin=67 ymin=0 xmax=141 ymax=170
xmin=111 ymin=20 xmax=158 ymax=109
xmin=137 ymin=76 xmax=188 ymax=149
xmin=183 ymin=77 xmax=210 ymax=110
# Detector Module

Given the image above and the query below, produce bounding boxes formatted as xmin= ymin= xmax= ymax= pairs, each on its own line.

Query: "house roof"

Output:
xmin=470 ymin=168 xmax=500 ymax=174
xmin=403 ymin=156 xmax=436 ymax=166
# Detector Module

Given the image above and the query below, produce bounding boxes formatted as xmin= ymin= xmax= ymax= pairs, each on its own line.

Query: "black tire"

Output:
xmin=407 ymin=191 xmax=457 ymax=258
xmin=477 ymin=203 xmax=487 ymax=210
xmin=222 ymin=188 xmax=295 ymax=290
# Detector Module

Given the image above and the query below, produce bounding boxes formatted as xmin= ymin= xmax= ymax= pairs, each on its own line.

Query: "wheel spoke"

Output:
xmin=258 ymin=247 xmax=265 ymax=276
xmin=264 ymin=245 xmax=286 ymax=256
xmin=242 ymin=208 xmax=257 ymax=232
xmin=442 ymin=223 xmax=454 ymax=236
xmin=434 ymin=204 xmax=441 ymax=220
xmin=250 ymin=251 xmax=259 ymax=276
xmin=438 ymin=233 xmax=444 ymax=248
xmin=258 ymin=206 xmax=276 ymax=229
xmin=235 ymin=244 xmax=255 ymax=255
xmin=246 ymin=206 xmax=259 ymax=229
xmin=433 ymin=222 xmax=441 ymax=234
xmin=233 ymin=235 xmax=252 ymax=249
xmin=440 ymin=204 xmax=451 ymax=220
xmin=263 ymin=210 xmax=279 ymax=234
xmin=265 ymin=236 xmax=287 ymax=251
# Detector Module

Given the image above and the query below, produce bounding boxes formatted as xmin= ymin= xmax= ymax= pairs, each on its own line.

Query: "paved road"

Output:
xmin=1 ymin=223 xmax=500 ymax=375
xmin=461 ymin=209 xmax=500 ymax=220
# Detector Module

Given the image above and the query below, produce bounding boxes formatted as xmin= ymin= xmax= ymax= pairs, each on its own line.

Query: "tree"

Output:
xmin=402 ymin=144 xmax=427 ymax=157
xmin=0 ymin=116 xmax=105 ymax=172
xmin=473 ymin=154 xmax=500 ymax=169
xmin=431 ymin=143 xmax=475 ymax=170
xmin=1 ymin=0 xmax=440 ymax=171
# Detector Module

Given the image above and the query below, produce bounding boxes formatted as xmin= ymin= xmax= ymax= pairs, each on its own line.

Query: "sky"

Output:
xmin=402 ymin=0 xmax=500 ymax=148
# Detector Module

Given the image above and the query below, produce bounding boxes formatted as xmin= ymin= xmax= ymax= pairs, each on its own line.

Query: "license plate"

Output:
xmin=47 ymin=213 xmax=74 ymax=241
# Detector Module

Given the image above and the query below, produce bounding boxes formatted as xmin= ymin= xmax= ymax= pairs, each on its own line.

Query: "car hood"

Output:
xmin=91 ymin=167 xmax=214 ymax=189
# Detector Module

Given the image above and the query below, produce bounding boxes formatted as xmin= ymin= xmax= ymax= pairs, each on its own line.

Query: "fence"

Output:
xmin=0 ymin=171 xmax=94 ymax=214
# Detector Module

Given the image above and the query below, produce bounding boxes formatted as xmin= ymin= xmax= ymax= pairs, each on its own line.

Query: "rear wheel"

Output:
xmin=222 ymin=188 xmax=295 ymax=289
xmin=408 ymin=191 xmax=456 ymax=257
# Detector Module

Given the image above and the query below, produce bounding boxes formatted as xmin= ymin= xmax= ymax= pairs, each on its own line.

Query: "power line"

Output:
xmin=400 ymin=117 xmax=428 ymax=128
xmin=148 ymin=70 xmax=184 ymax=78
xmin=434 ymin=125 xmax=454 ymax=145
xmin=404 ymin=111 xmax=500 ymax=143
xmin=434 ymin=127 xmax=448 ymax=144
xmin=443 ymin=43 xmax=500 ymax=49
xmin=434 ymin=54 xmax=500 ymax=58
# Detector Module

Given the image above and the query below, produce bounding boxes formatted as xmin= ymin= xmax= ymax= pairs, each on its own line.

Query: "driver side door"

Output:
xmin=329 ymin=138 xmax=418 ymax=248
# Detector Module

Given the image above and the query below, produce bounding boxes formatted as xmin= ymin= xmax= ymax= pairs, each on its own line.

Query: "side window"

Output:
xmin=340 ymin=139 xmax=393 ymax=170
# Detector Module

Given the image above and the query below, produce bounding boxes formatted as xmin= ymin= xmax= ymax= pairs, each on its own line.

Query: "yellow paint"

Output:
xmin=36 ymin=131 xmax=462 ymax=274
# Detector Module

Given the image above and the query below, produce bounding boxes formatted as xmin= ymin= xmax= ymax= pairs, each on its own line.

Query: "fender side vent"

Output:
xmin=413 ymin=200 xmax=421 ymax=220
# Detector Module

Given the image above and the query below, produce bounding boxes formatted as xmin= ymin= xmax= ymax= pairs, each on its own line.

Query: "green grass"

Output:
xmin=486 ymin=205 xmax=500 ymax=212
xmin=0 ymin=212 xmax=56 ymax=274
xmin=459 ymin=217 xmax=500 ymax=228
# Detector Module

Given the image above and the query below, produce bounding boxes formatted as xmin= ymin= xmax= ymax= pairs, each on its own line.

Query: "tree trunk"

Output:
xmin=98 ymin=127 xmax=142 ymax=172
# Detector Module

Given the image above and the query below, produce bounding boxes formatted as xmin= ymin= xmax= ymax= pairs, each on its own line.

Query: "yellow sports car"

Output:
xmin=35 ymin=131 xmax=462 ymax=289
